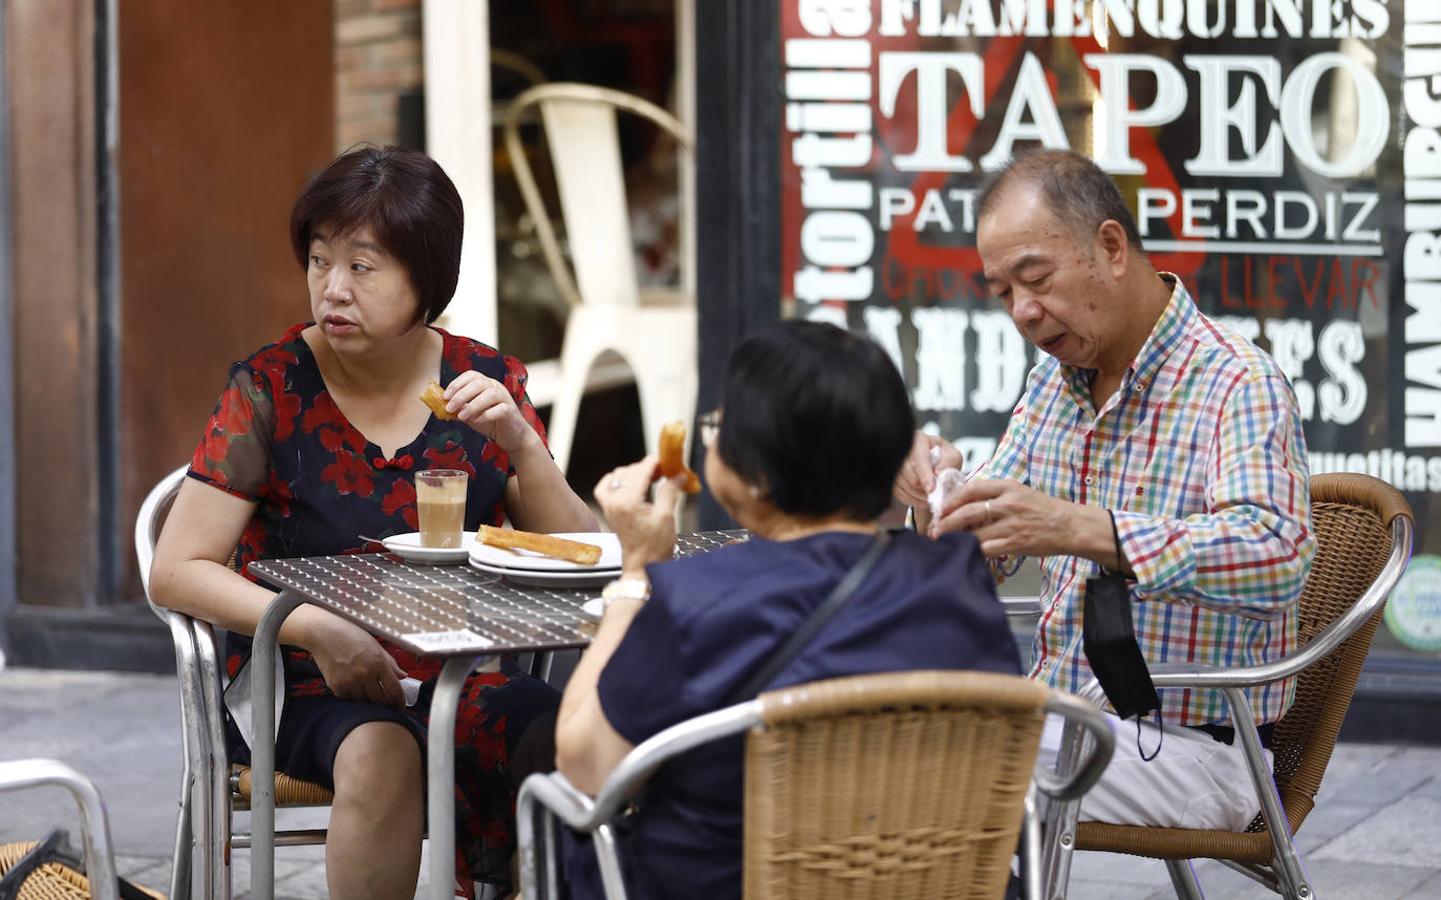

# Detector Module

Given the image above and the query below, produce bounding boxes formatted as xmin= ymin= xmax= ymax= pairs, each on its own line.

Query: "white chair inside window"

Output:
xmin=490 ymin=49 xmax=547 ymax=99
xmin=504 ymin=83 xmax=697 ymax=474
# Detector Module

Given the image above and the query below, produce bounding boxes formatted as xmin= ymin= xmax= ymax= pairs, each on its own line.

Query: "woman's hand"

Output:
xmin=593 ymin=456 xmax=681 ymax=578
xmin=445 ymin=371 xmax=541 ymax=457
xmin=302 ymin=608 xmax=408 ymax=707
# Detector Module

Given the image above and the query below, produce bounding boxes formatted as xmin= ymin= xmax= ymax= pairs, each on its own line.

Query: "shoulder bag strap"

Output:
xmin=727 ymin=528 xmax=894 ymax=706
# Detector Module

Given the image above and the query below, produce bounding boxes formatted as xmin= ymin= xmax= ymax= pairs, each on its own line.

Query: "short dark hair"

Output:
xmin=290 ymin=145 xmax=464 ymax=324
xmin=716 ymin=320 xmax=914 ymax=522
xmin=976 ymin=149 xmax=1145 ymax=250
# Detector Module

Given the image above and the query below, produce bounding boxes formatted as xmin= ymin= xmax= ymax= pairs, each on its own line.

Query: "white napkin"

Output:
xmin=223 ymin=652 xmax=286 ymax=754
xmin=926 ymin=446 xmax=966 ymax=522
xmin=400 ymin=676 xmax=421 ymax=707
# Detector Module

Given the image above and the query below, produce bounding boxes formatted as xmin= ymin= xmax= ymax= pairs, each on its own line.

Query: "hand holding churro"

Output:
xmin=657 ymin=421 xmax=702 ymax=494
xmin=593 ymin=456 xmax=681 ymax=577
xmin=477 ymin=524 xmax=603 ymax=565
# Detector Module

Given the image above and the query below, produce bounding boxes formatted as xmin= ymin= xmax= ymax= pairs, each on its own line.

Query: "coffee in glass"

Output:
xmin=416 ymin=469 xmax=468 ymax=548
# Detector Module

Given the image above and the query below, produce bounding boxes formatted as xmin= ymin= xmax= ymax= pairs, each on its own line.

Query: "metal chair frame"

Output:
xmin=0 ymin=759 xmax=122 ymax=900
xmin=1041 ymin=473 xmax=1415 ymax=900
xmin=517 ymin=672 xmax=1116 ymax=900
xmin=135 ymin=466 xmax=330 ymax=900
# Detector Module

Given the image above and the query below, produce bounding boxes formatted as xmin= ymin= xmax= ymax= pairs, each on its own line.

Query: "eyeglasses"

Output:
xmin=697 ymin=409 xmax=722 ymax=449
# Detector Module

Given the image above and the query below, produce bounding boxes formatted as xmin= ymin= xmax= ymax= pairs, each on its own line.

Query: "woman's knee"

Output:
xmin=332 ymin=721 xmax=423 ymax=808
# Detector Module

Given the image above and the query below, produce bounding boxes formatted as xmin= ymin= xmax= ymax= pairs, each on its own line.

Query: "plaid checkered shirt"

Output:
xmin=975 ymin=276 xmax=1315 ymax=727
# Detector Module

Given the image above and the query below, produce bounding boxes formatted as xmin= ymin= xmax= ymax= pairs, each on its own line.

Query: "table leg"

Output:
xmin=249 ymin=589 xmax=306 ymax=900
xmin=429 ymin=654 xmax=488 ymax=900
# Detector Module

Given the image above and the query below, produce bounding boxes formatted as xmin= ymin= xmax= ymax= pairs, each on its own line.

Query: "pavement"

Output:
xmin=2 ymin=666 xmax=1439 ymax=899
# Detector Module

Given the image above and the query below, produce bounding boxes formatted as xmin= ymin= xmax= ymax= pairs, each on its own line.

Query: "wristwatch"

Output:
xmin=601 ymin=576 xmax=651 ymax=608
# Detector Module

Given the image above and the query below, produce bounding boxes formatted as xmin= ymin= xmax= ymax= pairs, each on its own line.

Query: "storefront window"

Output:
xmin=779 ymin=1 xmax=1441 ymax=660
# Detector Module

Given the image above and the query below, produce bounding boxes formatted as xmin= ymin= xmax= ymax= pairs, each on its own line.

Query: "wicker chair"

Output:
xmin=135 ymin=466 xmax=333 ymax=900
xmin=517 ymin=670 xmax=1116 ymax=900
xmin=1043 ymin=472 xmax=1414 ymax=899
xmin=0 ymin=759 xmax=163 ymax=900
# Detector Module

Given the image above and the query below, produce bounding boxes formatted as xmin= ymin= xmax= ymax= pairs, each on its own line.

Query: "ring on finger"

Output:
xmin=985 ymin=499 xmax=994 ymax=524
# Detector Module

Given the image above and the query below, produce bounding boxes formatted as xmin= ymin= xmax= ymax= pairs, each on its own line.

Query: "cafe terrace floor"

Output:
xmin=1 ymin=666 xmax=1437 ymax=899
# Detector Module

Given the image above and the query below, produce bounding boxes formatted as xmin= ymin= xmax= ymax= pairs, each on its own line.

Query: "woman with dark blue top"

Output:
xmin=554 ymin=320 xmax=1022 ymax=899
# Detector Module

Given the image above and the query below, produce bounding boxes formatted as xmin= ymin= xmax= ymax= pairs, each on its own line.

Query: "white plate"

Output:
xmin=381 ymin=532 xmax=475 ymax=565
xmin=470 ymin=558 xmax=619 ymax=588
xmin=580 ymin=597 xmax=606 ymax=621
xmin=469 ymin=532 xmax=623 ymax=572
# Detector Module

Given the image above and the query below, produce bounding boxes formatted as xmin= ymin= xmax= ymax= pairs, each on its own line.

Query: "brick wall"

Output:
xmin=334 ymin=0 xmax=423 ymax=152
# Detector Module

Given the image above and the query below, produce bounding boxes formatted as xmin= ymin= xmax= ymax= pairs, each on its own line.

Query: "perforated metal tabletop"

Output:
xmin=248 ymin=530 xmax=745 ymax=657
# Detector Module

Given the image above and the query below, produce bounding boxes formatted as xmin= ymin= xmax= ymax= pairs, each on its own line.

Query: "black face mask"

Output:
xmin=1082 ymin=511 xmax=1162 ymax=759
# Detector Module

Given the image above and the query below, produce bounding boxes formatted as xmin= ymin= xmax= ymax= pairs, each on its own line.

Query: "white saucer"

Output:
xmin=470 ymin=532 xmax=623 ymax=571
xmin=469 ymin=558 xmax=619 ymax=588
xmin=381 ymin=532 xmax=475 ymax=565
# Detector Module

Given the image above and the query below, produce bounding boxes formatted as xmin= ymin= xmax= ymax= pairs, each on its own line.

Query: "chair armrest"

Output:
xmin=586 ymin=701 xmax=763 ymax=826
xmin=1034 ymin=691 xmax=1116 ymax=801
xmin=522 ymin=701 xmax=762 ymax=836
xmin=1071 ymin=661 xmax=1295 ymax=705
xmin=1106 ymin=514 xmax=1413 ymax=693
xmin=518 ymin=702 xmax=760 ymax=900
xmin=0 ymin=760 xmax=121 ymax=900
xmin=518 ymin=771 xmax=600 ymax=832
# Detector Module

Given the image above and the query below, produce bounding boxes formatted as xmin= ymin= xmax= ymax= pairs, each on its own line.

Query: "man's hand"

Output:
xmin=932 ymin=478 xmax=1123 ymax=572
xmin=893 ymin=431 xmax=963 ymax=508
xmin=303 ymin=609 xmax=408 ymax=707
xmin=593 ymin=456 xmax=681 ymax=579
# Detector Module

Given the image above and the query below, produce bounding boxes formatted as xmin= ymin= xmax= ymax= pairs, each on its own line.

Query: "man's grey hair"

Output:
xmin=976 ymin=149 xmax=1145 ymax=251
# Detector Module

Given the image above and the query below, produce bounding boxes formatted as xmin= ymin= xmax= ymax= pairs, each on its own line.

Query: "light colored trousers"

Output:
xmin=1037 ymin=711 xmax=1273 ymax=832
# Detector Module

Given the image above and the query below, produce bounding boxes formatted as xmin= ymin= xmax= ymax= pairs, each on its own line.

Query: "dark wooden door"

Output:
xmin=117 ymin=2 xmax=335 ymax=597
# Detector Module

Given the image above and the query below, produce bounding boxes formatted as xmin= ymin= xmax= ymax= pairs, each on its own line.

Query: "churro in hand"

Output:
xmin=657 ymin=421 xmax=702 ymax=494
xmin=419 ymin=381 xmax=457 ymax=421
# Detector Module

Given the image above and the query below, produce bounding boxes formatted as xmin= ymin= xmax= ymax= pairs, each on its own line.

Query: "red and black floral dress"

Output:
xmin=189 ymin=322 xmax=558 ymax=895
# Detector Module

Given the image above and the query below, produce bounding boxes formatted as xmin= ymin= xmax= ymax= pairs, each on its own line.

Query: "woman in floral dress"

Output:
xmin=149 ymin=146 xmax=595 ymax=899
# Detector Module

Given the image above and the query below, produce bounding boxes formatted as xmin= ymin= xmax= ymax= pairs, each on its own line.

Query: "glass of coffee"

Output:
xmin=415 ymin=469 xmax=468 ymax=548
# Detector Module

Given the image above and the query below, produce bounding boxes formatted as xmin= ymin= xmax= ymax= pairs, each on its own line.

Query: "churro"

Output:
xmin=477 ymin=524 xmax=603 ymax=565
xmin=657 ymin=421 xmax=702 ymax=494
xmin=419 ymin=381 xmax=457 ymax=421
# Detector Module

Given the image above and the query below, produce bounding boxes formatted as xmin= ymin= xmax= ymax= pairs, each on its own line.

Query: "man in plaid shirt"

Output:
xmin=896 ymin=149 xmax=1315 ymax=831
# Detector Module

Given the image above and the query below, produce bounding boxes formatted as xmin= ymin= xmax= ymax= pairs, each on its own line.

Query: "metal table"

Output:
xmin=244 ymin=530 xmax=741 ymax=900
xmin=1001 ymin=595 xmax=1042 ymax=617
